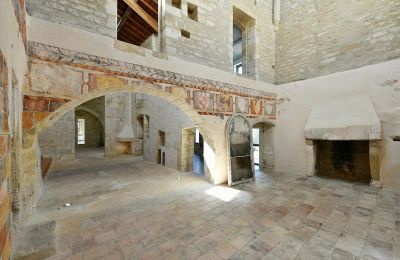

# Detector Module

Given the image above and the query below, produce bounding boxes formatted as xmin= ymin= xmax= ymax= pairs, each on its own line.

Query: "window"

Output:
xmin=159 ymin=130 xmax=166 ymax=146
xmin=77 ymin=118 xmax=85 ymax=144
xmin=234 ymin=63 xmax=243 ymax=75
xmin=187 ymin=3 xmax=198 ymax=21
xmin=172 ymin=0 xmax=181 ymax=9
xmin=181 ymin=29 xmax=190 ymax=38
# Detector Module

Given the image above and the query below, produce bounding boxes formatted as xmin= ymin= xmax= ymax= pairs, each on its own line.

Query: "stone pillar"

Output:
xmin=369 ymin=140 xmax=382 ymax=188
xmin=305 ymin=139 xmax=316 ymax=177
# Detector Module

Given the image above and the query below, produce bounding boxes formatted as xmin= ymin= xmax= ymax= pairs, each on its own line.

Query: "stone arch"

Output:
xmin=34 ymin=85 xmax=214 ymax=149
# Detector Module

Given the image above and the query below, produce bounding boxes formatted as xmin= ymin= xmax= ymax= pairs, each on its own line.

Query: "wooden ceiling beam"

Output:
xmin=121 ymin=0 xmax=158 ymax=32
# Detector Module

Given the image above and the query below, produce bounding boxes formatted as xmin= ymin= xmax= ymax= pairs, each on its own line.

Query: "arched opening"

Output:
xmin=75 ymin=109 xmax=105 ymax=157
xmin=136 ymin=114 xmax=149 ymax=156
xmin=31 ymin=89 xmax=216 ymax=198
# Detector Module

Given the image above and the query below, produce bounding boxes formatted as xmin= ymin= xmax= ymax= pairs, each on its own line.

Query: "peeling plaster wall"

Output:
xmin=275 ymin=59 xmax=400 ymax=191
xmin=0 ymin=0 xmax=28 ymax=256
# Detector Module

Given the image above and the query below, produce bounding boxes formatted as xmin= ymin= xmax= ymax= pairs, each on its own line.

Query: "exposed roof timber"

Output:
xmin=117 ymin=7 xmax=132 ymax=32
xmin=138 ymin=0 xmax=157 ymax=15
xmin=122 ymin=0 xmax=158 ymax=32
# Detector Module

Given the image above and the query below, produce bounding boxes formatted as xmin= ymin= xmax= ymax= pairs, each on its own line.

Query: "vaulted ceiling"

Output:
xmin=117 ymin=0 xmax=158 ymax=46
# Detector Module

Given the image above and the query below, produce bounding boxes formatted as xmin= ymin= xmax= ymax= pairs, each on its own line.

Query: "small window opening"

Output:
xmin=172 ymin=0 xmax=181 ymax=9
xmin=181 ymin=29 xmax=190 ymax=38
xmin=77 ymin=118 xmax=85 ymax=144
xmin=159 ymin=130 xmax=166 ymax=146
xmin=187 ymin=3 xmax=198 ymax=21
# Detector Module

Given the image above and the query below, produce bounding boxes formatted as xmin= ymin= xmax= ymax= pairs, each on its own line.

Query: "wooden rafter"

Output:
xmin=117 ymin=7 xmax=132 ymax=32
xmin=138 ymin=0 xmax=157 ymax=15
xmin=121 ymin=0 xmax=158 ymax=32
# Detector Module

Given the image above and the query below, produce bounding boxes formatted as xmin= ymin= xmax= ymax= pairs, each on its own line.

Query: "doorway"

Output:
xmin=192 ymin=128 xmax=204 ymax=175
xmin=252 ymin=128 xmax=260 ymax=171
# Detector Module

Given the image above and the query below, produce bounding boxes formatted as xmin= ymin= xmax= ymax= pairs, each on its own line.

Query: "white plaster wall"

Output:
xmin=276 ymin=59 xmax=400 ymax=191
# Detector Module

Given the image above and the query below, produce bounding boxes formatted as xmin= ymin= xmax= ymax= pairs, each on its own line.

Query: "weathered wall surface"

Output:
xmin=165 ymin=0 xmax=275 ymax=82
xmin=137 ymin=94 xmax=194 ymax=169
xmin=26 ymin=0 xmax=116 ymax=38
xmin=276 ymin=0 xmax=400 ymax=83
xmin=104 ymin=93 xmax=128 ymax=156
xmin=0 ymin=0 xmax=28 ymax=257
xmin=275 ymin=59 xmax=400 ymax=191
xmin=38 ymin=111 xmax=75 ymax=160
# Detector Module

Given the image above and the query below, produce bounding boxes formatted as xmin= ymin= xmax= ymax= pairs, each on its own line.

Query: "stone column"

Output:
xmin=305 ymin=139 xmax=316 ymax=177
xmin=369 ymin=140 xmax=382 ymax=188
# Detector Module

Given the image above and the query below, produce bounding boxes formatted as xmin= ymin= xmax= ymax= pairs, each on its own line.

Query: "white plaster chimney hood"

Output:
xmin=117 ymin=94 xmax=135 ymax=141
xmin=304 ymin=94 xmax=382 ymax=140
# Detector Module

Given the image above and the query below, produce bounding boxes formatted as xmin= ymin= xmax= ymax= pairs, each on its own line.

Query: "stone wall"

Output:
xmin=26 ymin=0 xmax=116 ymax=38
xmin=137 ymin=94 xmax=194 ymax=169
xmin=0 ymin=0 xmax=29 ymax=257
xmin=164 ymin=0 xmax=275 ymax=82
xmin=276 ymin=0 xmax=400 ymax=83
xmin=104 ymin=93 xmax=128 ymax=157
xmin=38 ymin=111 xmax=75 ymax=160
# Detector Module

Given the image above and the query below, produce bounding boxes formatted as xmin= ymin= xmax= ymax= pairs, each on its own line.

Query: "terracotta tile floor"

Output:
xmin=26 ymin=153 xmax=399 ymax=260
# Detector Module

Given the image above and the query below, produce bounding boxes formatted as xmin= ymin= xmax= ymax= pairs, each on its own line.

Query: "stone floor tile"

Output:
xmin=289 ymin=224 xmax=317 ymax=243
xmin=361 ymin=237 xmax=394 ymax=260
xmin=334 ymin=233 xmax=366 ymax=257
xmin=329 ymin=248 xmax=359 ymax=260
xmin=197 ymin=250 xmax=225 ymax=260
xmin=267 ymin=235 xmax=305 ymax=260
xmin=214 ymin=240 xmax=238 ymax=259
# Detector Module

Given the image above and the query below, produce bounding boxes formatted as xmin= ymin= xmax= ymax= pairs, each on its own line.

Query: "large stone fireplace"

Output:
xmin=304 ymin=95 xmax=382 ymax=187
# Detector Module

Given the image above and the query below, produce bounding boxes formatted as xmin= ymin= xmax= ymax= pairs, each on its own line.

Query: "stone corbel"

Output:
xmin=369 ymin=140 xmax=382 ymax=188
xmin=305 ymin=139 xmax=316 ymax=177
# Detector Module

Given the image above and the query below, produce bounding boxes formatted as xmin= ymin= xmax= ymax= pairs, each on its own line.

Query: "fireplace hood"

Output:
xmin=304 ymin=94 xmax=381 ymax=141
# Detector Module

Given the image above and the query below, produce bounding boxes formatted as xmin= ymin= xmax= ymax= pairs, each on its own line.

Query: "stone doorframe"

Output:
xmin=305 ymin=139 xmax=382 ymax=188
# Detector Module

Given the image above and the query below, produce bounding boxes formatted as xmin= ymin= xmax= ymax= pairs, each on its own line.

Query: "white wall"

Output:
xmin=275 ymin=59 xmax=400 ymax=191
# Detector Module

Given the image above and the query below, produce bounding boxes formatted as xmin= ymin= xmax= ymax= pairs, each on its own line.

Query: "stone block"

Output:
xmin=14 ymin=221 xmax=57 ymax=260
